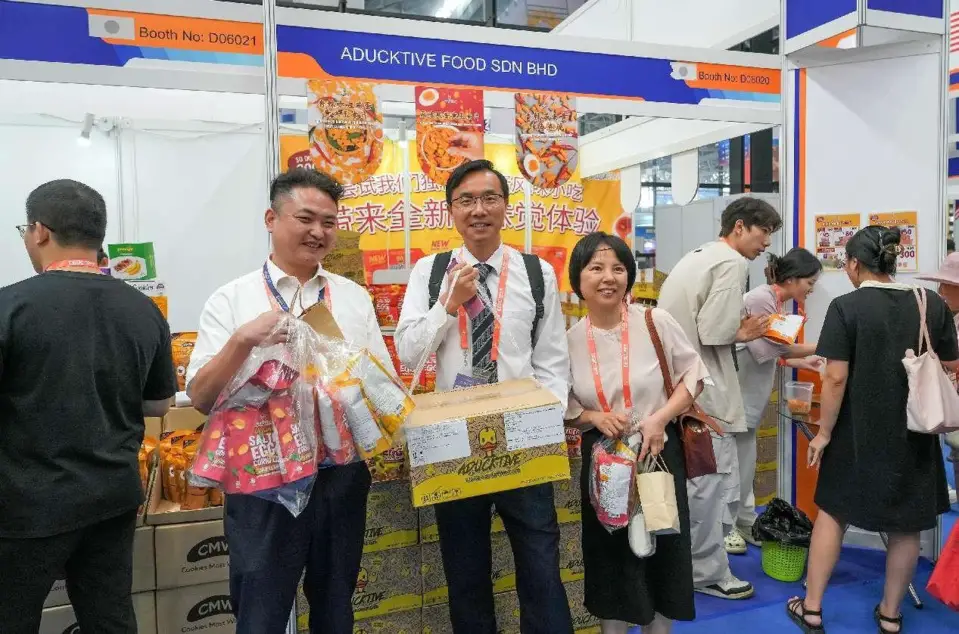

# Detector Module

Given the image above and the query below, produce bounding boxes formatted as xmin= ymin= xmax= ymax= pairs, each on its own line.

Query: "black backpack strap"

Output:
xmin=427 ymin=251 xmax=453 ymax=310
xmin=521 ymin=253 xmax=546 ymax=346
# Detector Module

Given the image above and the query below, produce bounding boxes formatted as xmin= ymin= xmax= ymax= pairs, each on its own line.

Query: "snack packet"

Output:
xmin=589 ymin=438 xmax=637 ymax=533
xmin=764 ymin=313 xmax=806 ymax=345
xmin=269 ymin=394 xmax=317 ymax=484
xmin=224 ymin=407 xmax=284 ymax=495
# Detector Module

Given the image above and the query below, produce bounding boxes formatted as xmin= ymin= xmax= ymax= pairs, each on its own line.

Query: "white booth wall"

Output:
xmin=0 ymin=82 xmax=271 ymax=333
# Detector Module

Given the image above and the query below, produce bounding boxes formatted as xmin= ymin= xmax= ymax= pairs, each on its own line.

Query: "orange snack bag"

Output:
xmin=190 ymin=409 xmax=229 ymax=487
xmin=181 ymin=439 xmax=208 ymax=510
xmin=208 ymin=488 xmax=223 ymax=507
xmin=268 ymin=394 xmax=317 ymax=484
xmin=139 ymin=436 xmax=157 ymax=494
xmin=171 ymin=332 xmax=197 ymax=393
xmin=764 ymin=314 xmax=806 ymax=345
xmin=224 ymin=406 xmax=285 ymax=495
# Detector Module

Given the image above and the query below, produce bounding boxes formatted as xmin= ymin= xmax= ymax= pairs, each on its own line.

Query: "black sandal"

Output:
xmin=787 ymin=597 xmax=825 ymax=633
xmin=874 ymin=605 xmax=903 ymax=633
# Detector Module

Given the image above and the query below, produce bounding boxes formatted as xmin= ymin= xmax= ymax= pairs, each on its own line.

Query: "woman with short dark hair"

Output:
xmin=787 ymin=226 xmax=959 ymax=634
xmin=565 ymin=232 xmax=708 ymax=634
xmin=727 ymin=248 xmax=824 ymax=554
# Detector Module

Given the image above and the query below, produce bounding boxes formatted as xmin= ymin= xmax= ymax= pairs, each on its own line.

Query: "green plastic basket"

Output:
xmin=761 ymin=541 xmax=808 ymax=582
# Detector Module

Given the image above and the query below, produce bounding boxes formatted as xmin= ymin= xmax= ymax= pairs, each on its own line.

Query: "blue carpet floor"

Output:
xmin=619 ymin=541 xmax=959 ymax=633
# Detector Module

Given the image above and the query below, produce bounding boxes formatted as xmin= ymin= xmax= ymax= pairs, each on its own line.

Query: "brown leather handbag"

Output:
xmin=645 ymin=308 xmax=724 ymax=479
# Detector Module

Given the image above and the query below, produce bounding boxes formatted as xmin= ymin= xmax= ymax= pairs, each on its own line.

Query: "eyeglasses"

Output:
xmin=451 ymin=193 xmax=505 ymax=211
xmin=15 ymin=224 xmax=31 ymax=238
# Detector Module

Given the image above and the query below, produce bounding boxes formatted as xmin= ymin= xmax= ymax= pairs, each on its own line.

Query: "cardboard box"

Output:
xmin=493 ymin=591 xmax=521 ymax=634
xmin=555 ymin=458 xmax=582 ymax=525
xmin=39 ymin=592 xmax=156 ymax=634
xmin=419 ymin=506 xmax=438 ymax=544
xmin=559 ymin=522 xmax=585 ymax=583
xmin=421 ymin=603 xmax=454 ymax=634
xmin=353 ymin=546 xmax=422 ymax=619
xmin=145 ymin=416 xmax=163 ymax=440
xmin=406 ymin=379 xmax=570 ymax=508
xmin=154 ymin=520 xmax=229 ymax=589
xmin=108 ymin=242 xmax=157 ymax=280
xmin=44 ymin=526 xmax=156 ymax=608
xmin=155 ymin=581 xmax=235 ymax=634
xmin=566 ymin=580 xmax=601 ymax=633
xmin=420 ymin=541 xmax=447 ymax=606
xmin=352 ymin=607 xmax=422 ymax=633
xmin=365 ymin=480 xmax=418 ymax=553
xmin=148 ymin=407 xmax=223 ymax=525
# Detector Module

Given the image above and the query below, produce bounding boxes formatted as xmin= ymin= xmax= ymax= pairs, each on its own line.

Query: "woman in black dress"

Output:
xmin=787 ymin=227 xmax=959 ymax=634
xmin=565 ymin=234 xmax=709 ymax=634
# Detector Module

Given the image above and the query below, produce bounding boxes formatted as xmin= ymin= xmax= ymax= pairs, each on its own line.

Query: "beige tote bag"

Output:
xmin=902 ymin=287 xmax=959 ymax=434
xmin=636 ymin=456 xmax=680 ymax=535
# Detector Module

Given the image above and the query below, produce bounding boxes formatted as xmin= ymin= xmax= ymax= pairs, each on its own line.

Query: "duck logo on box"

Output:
xmin=187 ymin=535 xmax=229 ymax=562
xmin=479 ymin=427 xmax=498 ymax=457
xmin=187 ymin=595 xmax=233 ymax=622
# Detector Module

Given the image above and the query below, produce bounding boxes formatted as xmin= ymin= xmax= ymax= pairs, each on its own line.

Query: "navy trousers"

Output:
xmin=434 ymin=483 xmax=573 ymax=634
xmin=224 ymin=461 xmax=371 ymax=634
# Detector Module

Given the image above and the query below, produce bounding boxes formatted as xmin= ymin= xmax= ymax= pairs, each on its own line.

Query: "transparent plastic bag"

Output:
xmin=589 ymin=437 xmax=637 ymax=533
xmin=188 ymin=312 xmax=416 ymax=516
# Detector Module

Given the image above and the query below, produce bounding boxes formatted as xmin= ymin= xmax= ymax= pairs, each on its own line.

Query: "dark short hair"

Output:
xmin=569 ymin=232 xmax=637 ymax=301
xmin=765 ymin=248 xmax=822 ymax=285
xmin=97 ymin=248 xmax=107 ymax=263
xmin=846 ymin=225 xmax=900 ymax=276
xmin=270 ymin=168 xmax=344 ymax=210
xmin=719 ymin=197 xmax=782 ymax=237
xmin=26 ymin=179 xmax=107 ymax=250
xmin=445 ymin=160 xmax=509 ymax=207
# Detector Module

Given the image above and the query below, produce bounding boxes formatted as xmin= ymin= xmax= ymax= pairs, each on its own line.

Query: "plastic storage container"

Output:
xmin=785 ymin=381 xmax=814 ymax=416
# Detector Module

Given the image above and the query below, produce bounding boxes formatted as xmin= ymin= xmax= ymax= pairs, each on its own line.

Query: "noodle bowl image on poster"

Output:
xmin=307 ymin=79 xmax=384 ymax=185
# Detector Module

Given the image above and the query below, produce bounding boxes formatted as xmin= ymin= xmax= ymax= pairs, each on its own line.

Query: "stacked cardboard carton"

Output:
xmin=754 ymin=393 xmax=780 ymax=507
xmin=39 ymin=407 xmax=234 ymax=633
xmin=296 ymin=438 xmax=595 ymax=633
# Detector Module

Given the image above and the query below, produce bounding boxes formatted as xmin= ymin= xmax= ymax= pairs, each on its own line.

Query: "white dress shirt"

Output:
xmin=395 ymin=244 xmax=570 ymax=405
xmin=186 ymin=258 xmax=393 ymax=390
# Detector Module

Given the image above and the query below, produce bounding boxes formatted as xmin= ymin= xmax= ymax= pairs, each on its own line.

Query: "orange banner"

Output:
xmin=90 ymin=9 xmax=262 ymax=55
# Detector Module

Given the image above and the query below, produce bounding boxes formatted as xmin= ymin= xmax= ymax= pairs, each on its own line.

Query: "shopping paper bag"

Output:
xmin=928 ymin=521 xmax=959 ymax=611
xmin=636 ymin=456 xmax=680 ymax=535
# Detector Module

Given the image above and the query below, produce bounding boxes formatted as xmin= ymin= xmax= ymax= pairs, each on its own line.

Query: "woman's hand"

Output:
xmin=636 ymin=415 xmax=669 ymax=461
xmin=791 ymin=355 xmax=825 ymax=373
xmin=807 ymin=431 xmax=831 ymax=469
xmin=587 ymin=411 xmax=629 ymax=439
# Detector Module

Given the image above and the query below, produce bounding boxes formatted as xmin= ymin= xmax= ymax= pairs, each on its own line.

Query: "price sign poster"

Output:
xmin=814 ymin=214 xmax=860 ymax=270
xmin=868 ymin=211 xmax=918 ymax=272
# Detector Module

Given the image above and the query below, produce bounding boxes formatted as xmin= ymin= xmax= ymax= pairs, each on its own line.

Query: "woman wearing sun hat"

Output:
xmin=918 ymin=253 xmax=959 ymax=491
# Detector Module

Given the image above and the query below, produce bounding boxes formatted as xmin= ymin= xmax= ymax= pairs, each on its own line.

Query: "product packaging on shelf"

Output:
xmin=154 ymin=520 xmax=229 ymax=589
xmin=494 ymin=591 xmax=522 ymax=633
xmin=566 ymin=580 xmax=601 ymax=633
xmin=155 ymin=581 xmax=235 ymax=634
xmin=352 ymin=607 xmax=422 ymax=634
xmin=489 ymin=582 xmax=598 ymax=634
xmin=172 ymin=332 xmax=198 ymax=393
xmin=406 ymin=379 xmax=570 ymax=508
xmin=44 ymin=526 xmax=156 ymax=608
xmin=351 ymin=545 xmax=423 ymax=619
xmin=148 ymin=407 xmax=223 ymax=525
xmin=364 ymin=480 xmax=418 ymax=553
xmin=128 ymin=280 xmax=168 ymax=320
xmin=419 ymin=505 xmax=438 ymax=544
xmin=491 ymin=457 xmax=581 ymax=532
xmin=107 ymin=242 xmax=157 ymax=280
xmin=420 ymin=540 xmax=447 ymax=606
xmin=421 ymin=603 xmax=454 ymax=634
xmin=371 ymin=284 xmax=406 ymax=329
xmin=39 ymin=592 xmax=157 ymax=634
xmin=383 ymin=334 xmax=437 ymax=394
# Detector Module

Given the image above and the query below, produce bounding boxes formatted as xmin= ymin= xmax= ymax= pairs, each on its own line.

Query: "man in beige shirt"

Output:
xmin=657 ymin=196 xmax=781 ymax=600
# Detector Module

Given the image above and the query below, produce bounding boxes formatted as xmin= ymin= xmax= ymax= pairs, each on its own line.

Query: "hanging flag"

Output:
xmin=414 ymin=86 xmax=485 ymax=187
xmin=514 ymin=92 xmax=578 ymax=189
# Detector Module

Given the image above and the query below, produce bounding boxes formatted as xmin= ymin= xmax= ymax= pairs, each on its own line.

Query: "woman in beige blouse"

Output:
xmin=565 ymin=233 xmax=709 ymax=634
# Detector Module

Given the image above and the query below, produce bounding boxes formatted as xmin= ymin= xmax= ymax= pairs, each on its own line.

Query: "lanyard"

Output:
xmin=457 ymin=249 xmax=510 ymax=362
xmin=262 ymin=262 xmax=331 ymax=313
xmin=585 ymin=307 xmax=632 ymax=413
xmin=45 ymin=259 xmax=102 ymax=274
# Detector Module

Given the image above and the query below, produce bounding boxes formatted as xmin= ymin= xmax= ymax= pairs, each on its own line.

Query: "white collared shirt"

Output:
xmin=394 ymin=245 xmax=570 ymax=406
xmin=186 ymin=259 xmax=393 ymax=390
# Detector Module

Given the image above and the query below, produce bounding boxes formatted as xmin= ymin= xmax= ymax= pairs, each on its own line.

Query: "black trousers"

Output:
xmin=0 ymin=509 xmax=138 ymax=634
xmin=225 ymin=461 xmax=372 ymax=634
xmin=434 ymin=483 xmax=573 ymax=634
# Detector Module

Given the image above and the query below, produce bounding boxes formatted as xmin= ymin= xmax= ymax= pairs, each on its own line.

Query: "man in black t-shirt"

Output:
xmin=0 ymin=179 xmax=177 ymax=633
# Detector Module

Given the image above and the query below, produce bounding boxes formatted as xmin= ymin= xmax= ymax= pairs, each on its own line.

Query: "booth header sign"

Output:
xmin=0 ymin=1 xmax=780 ymax=105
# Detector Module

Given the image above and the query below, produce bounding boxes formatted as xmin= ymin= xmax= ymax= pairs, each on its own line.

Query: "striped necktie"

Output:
xmin=471 ymin=263 xmax=498 ymax=383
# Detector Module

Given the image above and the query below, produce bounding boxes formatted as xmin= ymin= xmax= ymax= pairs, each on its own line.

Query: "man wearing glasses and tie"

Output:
xmin=395 ymin=159 xmax=573 ymax=633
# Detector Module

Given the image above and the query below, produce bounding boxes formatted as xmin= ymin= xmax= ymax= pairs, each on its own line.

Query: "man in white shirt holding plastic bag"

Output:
xmin=187 ymin=168 xmax=393 ymax=634
xmin=395 ymin=159 xmax=573 ymax=633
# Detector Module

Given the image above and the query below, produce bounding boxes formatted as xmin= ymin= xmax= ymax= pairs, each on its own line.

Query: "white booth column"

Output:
xmin=782 ymin=0 xmax=949 ymax=559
